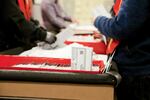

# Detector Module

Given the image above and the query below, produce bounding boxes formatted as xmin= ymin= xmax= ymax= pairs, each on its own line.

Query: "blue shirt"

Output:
xmin=94 ymin=0 xmax=150 ymax=76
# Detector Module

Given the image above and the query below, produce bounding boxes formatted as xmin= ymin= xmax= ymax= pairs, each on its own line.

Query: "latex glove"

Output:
xmin=92 ymin=4 xmax=111 ymax=19
xmin=37 ymin=41 xmax=58 ymax=50
xmin=45 ymin=32 xmax=57 ymax=44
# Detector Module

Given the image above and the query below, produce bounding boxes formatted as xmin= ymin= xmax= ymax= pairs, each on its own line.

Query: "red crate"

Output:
xmin=0 ymin=55 xmax=105 ymax=74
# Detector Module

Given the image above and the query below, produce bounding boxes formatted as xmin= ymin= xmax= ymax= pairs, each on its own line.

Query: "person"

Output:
xmin=18 ymin=0 xmax=33 ymax=21
xmin=93 ymin=0 xmax=150 ymax=100
xmin=41 ymin=0 xmax=78 ymax=34
xmin=0 ymin=0 xmax=57 ymax=51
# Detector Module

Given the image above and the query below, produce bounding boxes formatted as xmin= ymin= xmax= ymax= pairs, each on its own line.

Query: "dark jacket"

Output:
xmin=0 ymin=0 xmax=47 ymax=51
xmin=41 ymin=0 xmax=72 ymax=33
xmin=94 ymin=0 xmax=150 ymax=76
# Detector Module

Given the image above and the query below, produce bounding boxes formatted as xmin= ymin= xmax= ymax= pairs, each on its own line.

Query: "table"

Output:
xmin=0 ymin=70 xmax=121 ymax=100
xmin=0 ymin=26 xmax=121 ymax=100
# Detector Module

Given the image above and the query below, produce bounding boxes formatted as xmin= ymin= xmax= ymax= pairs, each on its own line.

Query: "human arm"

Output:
xmin=4 ymin=0 xmax=56 ymax=45
xmin=55 ymin=3 xmax=73 ymax=22
xmin=94 ymin=0 xmax=150 ymax=40
xmin=41 ymin=3 xmax=68 ymax=29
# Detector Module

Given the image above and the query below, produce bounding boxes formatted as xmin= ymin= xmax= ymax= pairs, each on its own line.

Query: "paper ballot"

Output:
xmin=71 ymin=47 xmax=93 ymax=71
xmin=69 ymin=24 xmax=98 ymax=34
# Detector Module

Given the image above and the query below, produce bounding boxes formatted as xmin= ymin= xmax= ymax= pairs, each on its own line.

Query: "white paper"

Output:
xmin=70 ymin=24 xmax=98 ymax=34
xmin=20 ymin=43 xmax=84 ymax=59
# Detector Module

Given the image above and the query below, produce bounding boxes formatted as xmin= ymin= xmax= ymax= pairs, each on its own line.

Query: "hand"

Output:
xmin=45 ymin=32 xmax=57 ymax=44
xmin=37 ymin=41 xmax=57 ymax=50
xmin=93 ymin=31 xmax=102 ymax=39
xmin=71 ymin=18 xmax=79 ymax=24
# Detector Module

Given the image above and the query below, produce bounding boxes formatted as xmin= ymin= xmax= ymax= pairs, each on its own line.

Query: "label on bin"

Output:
xmin=71 ymin=47 xmax=93 ymax=71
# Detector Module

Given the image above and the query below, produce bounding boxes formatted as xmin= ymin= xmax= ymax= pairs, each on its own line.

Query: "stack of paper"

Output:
xmin=70 ymin=24 xmax=98 ymax=34
xmin=20 ymin=43 xmax=108 ymax=65
xmin=66 ymin=35 xmax=101 ymax=43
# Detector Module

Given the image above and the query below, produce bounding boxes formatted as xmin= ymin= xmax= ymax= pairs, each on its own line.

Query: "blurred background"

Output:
xmin=32 ymin=0 xmax=113 ymax=24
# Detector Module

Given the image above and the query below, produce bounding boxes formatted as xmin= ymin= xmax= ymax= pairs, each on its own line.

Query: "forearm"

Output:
xmin=43 ymin=6 xmax=67 ymax=28
xmin=11 ymin=16 xmax=46 ymax=41
xmin=94 ymin=0 xmax=149 ymax=40
xmin=63 ymin=16 xmax=72 ymax=22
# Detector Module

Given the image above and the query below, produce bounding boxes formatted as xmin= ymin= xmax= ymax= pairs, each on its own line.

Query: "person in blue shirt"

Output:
xmin=93 ymin=0 xmax=150 ymax=100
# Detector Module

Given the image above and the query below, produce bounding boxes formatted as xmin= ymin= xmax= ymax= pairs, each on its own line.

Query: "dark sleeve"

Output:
xmin=5 ymin=0 xmax=46 ymax=43
xmin=42 ymin=3 xmax=67 ymax=28
xmin=94 ymin=0 xmax=149 ymax=40
xmin=63 ymin=15 xmax=72 ymax=22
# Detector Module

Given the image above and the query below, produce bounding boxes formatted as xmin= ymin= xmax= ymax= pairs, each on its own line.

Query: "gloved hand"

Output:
xmin=37 ymin=41 xmax=57 ymax=50
xmin=92 ymin=4 xmax=111 ymax=19
xmin=45 ymin=32 xmax=57 ymax=44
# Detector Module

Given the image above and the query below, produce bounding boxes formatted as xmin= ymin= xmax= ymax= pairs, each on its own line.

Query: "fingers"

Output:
xmin=37 ymin=41 xmax=58 ymax=50
xmin=45 ymin=32 xmax=57 ymax=44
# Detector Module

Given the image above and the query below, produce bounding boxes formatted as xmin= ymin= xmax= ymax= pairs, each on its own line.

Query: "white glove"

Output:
xmin=92 ymin=4 xmax=111 ymax=18
xmin=45 ymin=32 xmax=57 ymax=44
xmin=37 ymin=41 xmax=57 ymax=50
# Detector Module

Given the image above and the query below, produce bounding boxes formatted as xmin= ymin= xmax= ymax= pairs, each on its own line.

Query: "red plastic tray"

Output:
xmin=0 ymin=55 xmax=105 ymax=74
xmin=64 ymin=40 xmax=107 ymax=54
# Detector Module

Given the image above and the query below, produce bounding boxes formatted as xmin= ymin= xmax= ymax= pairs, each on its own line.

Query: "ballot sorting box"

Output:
xmin=0 ymin=55 xmax=121 ymax=100
xmin=64 ymin=34 xmax=107 ymax=54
